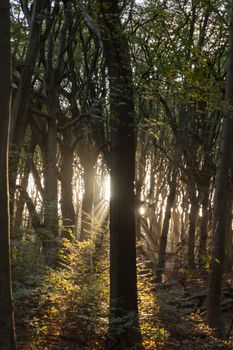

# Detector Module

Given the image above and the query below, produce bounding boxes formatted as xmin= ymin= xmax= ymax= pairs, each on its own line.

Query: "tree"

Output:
xmin=156 ymin=156 xmax=178 ymax=283
xmin=0 ymin=0 xmax=17 ymax=348
xmin=207 ymin=2 xmax=233 ymax=338
xmin=9 ymin=0 xmax=47 ymax=224
xmin=97 ymin=1 xmax=143 ymax=348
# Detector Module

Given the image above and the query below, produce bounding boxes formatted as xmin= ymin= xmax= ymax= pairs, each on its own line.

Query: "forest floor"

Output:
xmin=13 ymin=240 xmax=233 ymax=350
xmin=155 ymin=276 xmax=233 ymax=350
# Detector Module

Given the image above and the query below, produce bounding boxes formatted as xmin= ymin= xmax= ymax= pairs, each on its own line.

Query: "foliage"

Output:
xmin=13 ymin=236 xmax=109 ymax=349
xmin=137 ymin=261 xmax=169 ymax=349
xmin=13 ymin=237 xmax=233 ymax=349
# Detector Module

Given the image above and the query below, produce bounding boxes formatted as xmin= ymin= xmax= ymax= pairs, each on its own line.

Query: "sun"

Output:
xmin=139 ymin=206 xmax=145 ymax=216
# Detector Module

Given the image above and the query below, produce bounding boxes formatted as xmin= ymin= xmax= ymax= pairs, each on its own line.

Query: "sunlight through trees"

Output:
xmin=1 ymin=0 xmax=233 ymax=349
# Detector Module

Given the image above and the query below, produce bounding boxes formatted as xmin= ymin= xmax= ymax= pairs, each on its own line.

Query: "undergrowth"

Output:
xmin=12 ymin=234 xmax=233 ymax=349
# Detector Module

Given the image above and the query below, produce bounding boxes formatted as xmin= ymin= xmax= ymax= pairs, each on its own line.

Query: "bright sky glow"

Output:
xmin=139 ymin=206 xmax=145 ymax=216
xmin=104 ymin=175 xmax=110 ymax=201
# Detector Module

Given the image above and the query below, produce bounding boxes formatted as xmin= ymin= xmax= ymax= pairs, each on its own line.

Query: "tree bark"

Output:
xmin=42 ymin=6 xmax=70 ymax=238
xmin=224 ymin=199 xmax=233 ymax=273
xmin=77 ymin=140 xmax=98 ymax=242
xmin=10 ymin=0 xmax=47 ymax=144
xmin=14 ymin=138 xmax=37 ymax=233
xmin=9 ymin=0 xmax=47 ymax=221
xmin=187 ymin=182 xmax=198 ymax=269
xmin=97 ymin=1 xmax=143 ymax=348
xmin=60 ymin=132 xmax=76 ymax=239
xmin=198 ymin=181 xmax=210 ymax=269
xmin=0 ymin=0 xmax=17 ymax=347
xmin=156 ymin=164 xmax=177 ymax=283
xmin=43 ymin=117 xmax=58 ymax=238
xmin=80 ymin=162 xmax=95 ymax=241
xmin=207 ymin=3 xmax=233 ymax=338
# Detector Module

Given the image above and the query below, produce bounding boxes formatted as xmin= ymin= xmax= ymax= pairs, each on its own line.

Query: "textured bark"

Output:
xmin=14 ymin=166 xmax=30 ymax=233
xmin=60 ymin=132 xmax=75 ymax=239
xmin=11 ymin=0 xmax=47 ymax=144
xmin=135 ymin=132 xmax=147 ymax=243
xmin=14 ymin=139 xmax=37 ymax=232
xmin=42 ymin=6 xmax=70 ymax=239
xmin=187 ymin=183 xmax=199 ymax=269
xmin=98 ymin=1 xmax=143 ymax=348
xmin=198 ymin=182 xmax=210 ymax=269
xmin=77 ymin=140 xmax=98 ymax=241
xmin=43 ymin=117 xmax=58 ymax=238
xmin=0 ymin=0 xmax=17 ymax=347
xmin=224 ymin=198 xmax=233 ymax=273
xmin=207 ymin=4 xmax=233 ymax=338
xmin=9 ymin=0 xmax=47 ymax=219
xmin=80 ymin=163 xmax=95 ymax=241
xmin=156 ymin=164 xmax=177 ymax=283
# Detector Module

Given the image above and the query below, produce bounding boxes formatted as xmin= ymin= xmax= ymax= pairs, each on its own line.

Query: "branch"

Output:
xmin=29 ymin=106 xmax=51 ymax=120
xmin=30 ymin=160 xmax=45 ymax=199
xmin=75 ymin=0 xmax=103 ymax=49
xmin=157 ymin=93 xmax=177 ymax=135
xmin=16 ymin=185 xmax=41 ymax=230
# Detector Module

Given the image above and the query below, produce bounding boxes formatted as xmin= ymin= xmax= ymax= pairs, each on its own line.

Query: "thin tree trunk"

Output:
xmin=43 ymin=117 xmax=58 ymax=237
xmin=224 ymin=199 xmax=233 ymax=273
xmin=14 ymin=139 xmax=37 ymax=233
xmin=135 ymin=132 xmax=147 ymax=244
xmin=9 ymin=0 xmax=47 ymax=222
xmin=207 ymin=4 xmax=233 ymax=337
xmin=156 ymin=164 xmax=177 ymax=282
xmin=60 ymin=136 xmax=75 ymax=239
xmin=10 ymin=0 xmax=47 ymax=143
xmin=43 ymin=9 xmax=70 ymax=238
xmin=77 ymin=143 xmax=98 ymax=242
xmin=198 ymin=182 xmax=210 ymax=269
xmin=187 ymin=183 xmax=198 ymax=269
xmin=80 ymin=163 xmax=95 ymax=241
xmin=0 ymin=1 xmax=17 ymax=346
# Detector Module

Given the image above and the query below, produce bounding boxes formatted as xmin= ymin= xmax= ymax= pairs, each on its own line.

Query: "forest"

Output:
xmin=1 ymin=0 xmax=233 ymax=349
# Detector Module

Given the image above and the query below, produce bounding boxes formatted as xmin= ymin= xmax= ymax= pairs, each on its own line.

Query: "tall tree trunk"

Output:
xmin=187 ymin=182 xmax=198 ymax=269
xmin=224 ymin=198 xmax=233 ymax=273
xmin=60 ymin=134 xmax=75 ymax=239
xmin=9 ymin=0 xmax=47 ymax=222
xmin=0 ymin=1 xmax=17 ymax=347
xmin=135 ymin=132 xmax=147 ymax=244
xmin=42 ymin=8 xmax=70 ymax=239
xmin=77 ymin=142 xmax=98 ymax=242
xmin=156 ymin=164 xmax=177 ymax=283
xmin=14 ymin=138 xmax=37 ymax=233
xmin=10 ymin=0 xmax=46 ymax=143
xmin=98 ymin=1 xmax=143 ymax=348
xmin=207 ymin=4 xmax=233 ymax=338
xmin=80 ymin=162 xmax=95 ymax=241
xmin=198 ymin=181 xmax=210 ymax=269
xmin=43 ymin=117 xmax=58 ymax=238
